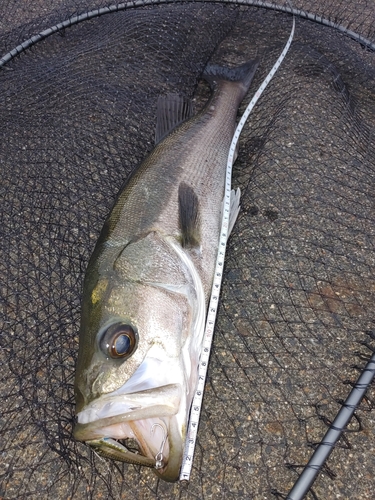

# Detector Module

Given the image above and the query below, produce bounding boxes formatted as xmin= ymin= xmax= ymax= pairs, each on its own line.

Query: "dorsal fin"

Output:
xmin=155 ymin=94 xmax=194 ymax=145
xmin=178 ymin=182 xmax=200 ymax=248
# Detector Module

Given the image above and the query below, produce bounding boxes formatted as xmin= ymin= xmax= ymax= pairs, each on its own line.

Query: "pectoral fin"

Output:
xmin=178 ymin=182 xmax=200 ymax=249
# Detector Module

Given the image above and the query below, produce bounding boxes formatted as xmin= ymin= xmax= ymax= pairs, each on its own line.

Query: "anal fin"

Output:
xmin=226 ymin=188 xmax=241 ymax=239
xmin=178 ymin=182 xmax=200 ymax=248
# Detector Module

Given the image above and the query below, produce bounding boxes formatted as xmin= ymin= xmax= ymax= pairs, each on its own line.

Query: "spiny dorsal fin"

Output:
xmin=155 ymin=94 xmax=194 ymax=145
xmin=178 ymin=182 xmax=200 ymax=248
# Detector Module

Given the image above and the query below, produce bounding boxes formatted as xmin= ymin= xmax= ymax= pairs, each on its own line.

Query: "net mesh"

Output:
xmin=1 ymin=2 xmax=375 ymax=499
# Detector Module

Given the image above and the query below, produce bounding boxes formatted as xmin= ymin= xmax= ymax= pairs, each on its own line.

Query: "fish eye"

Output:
xmin=99 ymin=323 xmax=138 ymax=359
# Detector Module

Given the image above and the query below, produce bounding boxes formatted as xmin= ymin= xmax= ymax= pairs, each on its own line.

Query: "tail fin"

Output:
xmin=203 ymin=58 xmax=259 ymax=97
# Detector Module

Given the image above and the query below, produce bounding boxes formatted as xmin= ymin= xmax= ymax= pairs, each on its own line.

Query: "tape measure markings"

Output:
xmin=179 ymin=14 xmax=295 ymax=483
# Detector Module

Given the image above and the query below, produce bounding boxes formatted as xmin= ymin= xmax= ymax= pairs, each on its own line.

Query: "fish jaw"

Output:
xmin=74 ymin=383 xmax=186 ymax=481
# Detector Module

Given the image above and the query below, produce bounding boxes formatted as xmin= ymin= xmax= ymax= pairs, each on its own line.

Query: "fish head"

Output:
xmin=74 ymin=231 xmax=205 ymax=481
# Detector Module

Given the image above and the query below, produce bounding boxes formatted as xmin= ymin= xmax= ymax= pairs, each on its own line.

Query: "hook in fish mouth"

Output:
xmin=87 ymin=421 xmax=169 ymax=470
xmin=74 ymin=384 xmax=186 ymax=480
xmin=150 ymin=422 xmax=168 ymax=469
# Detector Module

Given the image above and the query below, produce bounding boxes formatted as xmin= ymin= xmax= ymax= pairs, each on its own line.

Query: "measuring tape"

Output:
xmin=179 ymin=14 xmax=295 ymax=483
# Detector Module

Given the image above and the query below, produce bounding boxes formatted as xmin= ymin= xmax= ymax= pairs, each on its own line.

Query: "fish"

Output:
xmin=73 ymin=58 xmax=259 ymax=482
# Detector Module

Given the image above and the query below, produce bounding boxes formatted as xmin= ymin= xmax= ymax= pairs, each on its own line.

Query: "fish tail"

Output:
xmin=203 ymin=58 xmax=259 ymax=99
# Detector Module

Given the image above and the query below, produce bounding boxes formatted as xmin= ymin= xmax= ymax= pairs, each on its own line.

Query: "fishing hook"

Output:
xmin=151 ymin=422 xmax=168 ymax=470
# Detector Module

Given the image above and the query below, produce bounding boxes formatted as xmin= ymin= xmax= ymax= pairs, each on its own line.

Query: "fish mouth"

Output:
xmin=73 ymin=383 xmax=185 ymax=481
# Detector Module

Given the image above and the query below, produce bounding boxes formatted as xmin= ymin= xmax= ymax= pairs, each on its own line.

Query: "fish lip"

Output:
xmin=73 ymin=401 xmax=178 ymax=441
xmin=77 ymin=417 xmax=184 ymax=482
xmin=74 ymin=383 xmax=182 ymax=437
xmin=73 ymin=383 xmax=185 ymax=481
xmin=85 ymin=436 xmax=157 ymax=468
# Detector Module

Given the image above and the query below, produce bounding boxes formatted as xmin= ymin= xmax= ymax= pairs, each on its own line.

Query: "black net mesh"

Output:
xmin=1 ymin=1 xmax=375 ymax=499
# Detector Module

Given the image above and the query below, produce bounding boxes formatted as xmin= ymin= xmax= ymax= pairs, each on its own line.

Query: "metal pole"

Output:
xmin=286 ymin=352 xmax=375 ymax=500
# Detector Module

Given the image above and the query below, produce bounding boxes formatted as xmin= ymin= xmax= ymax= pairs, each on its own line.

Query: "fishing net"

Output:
xmin=1 ymin=1 xmax=375 ymax=498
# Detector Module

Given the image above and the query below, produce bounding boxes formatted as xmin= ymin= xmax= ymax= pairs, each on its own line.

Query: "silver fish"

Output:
xmin=73 ymin=59 xmax=259 ymax=482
